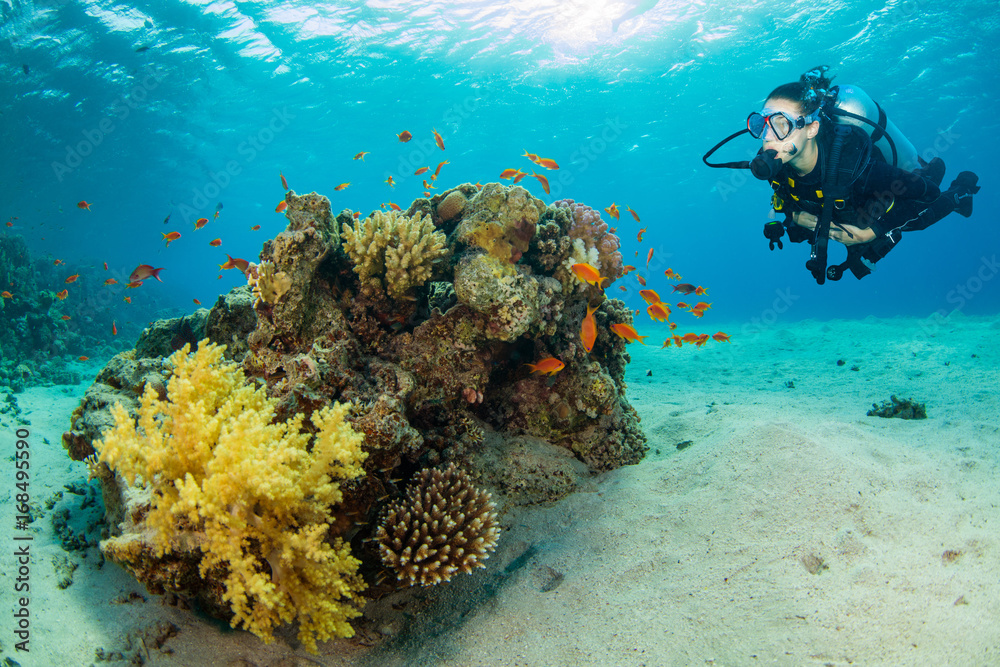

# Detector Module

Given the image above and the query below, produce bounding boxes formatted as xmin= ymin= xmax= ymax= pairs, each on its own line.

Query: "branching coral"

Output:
xmin=375 ymin=463 xmax=499 ymax=586
xmin=340 ymin=210 xmax=447 ymax=299
xmin=94 ymin=340 xmax=368 ymax=653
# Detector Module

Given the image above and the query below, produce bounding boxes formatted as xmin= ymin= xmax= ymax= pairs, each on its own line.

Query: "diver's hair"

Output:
xmin=765 ymin=65 xmax=836 ymax=115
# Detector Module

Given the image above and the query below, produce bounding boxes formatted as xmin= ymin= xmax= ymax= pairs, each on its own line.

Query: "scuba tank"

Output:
xmin=828 ymin=84 xmax=920 ymax=171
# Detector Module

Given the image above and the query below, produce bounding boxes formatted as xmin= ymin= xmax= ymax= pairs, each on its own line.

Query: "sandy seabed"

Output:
xmin=2 ymin=314 xmax=998 ymax=667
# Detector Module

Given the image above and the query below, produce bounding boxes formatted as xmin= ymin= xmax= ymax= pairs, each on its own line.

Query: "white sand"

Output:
xmin=3 ymin=314 xmax=998 ymax=666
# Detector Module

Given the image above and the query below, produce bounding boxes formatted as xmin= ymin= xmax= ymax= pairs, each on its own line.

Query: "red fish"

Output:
xmin=536 ymin=157 xmax=559 ymax=170
xmin=694 ymin=286 xmax=709 ymax=296
xmin=65 ymin=274 xmax=79 ymax=283
xmin=123 ymin=296 xmax=131 ymax=303
xmin=193 ymin=298 xmax=202 ymax=305
xmin=530 ymin=171 xmax=550 ymax=194
xmin=433 ymin=160 xmax=449 ymax=178
xmin=61 ymin=315 xmax=71 ymax=320
xmin=636 ymin=275 xmax=646 ymax=287
xmin=56 ymin=289 xmax=68 ymax=300
xmin=693 ymin=301 xmax=712 ymax=311
xmin=580 ymin=303 xmax=599 ymax=353
xmin=664 ymin=268 xmax=682 ymax=280
xmin=53 ymin=259 xmax=64 ymax=266
xmin=334 ymin=182 xmax=350 ymax=191
xmin=422 ymin=179 xmax=436 ymax=190
xmin=646 ymin=248 xmax=654 ymax=268
xmin=571 ymin=263 xmax=605 ymax=288
xmin=712 ymin=332 xmax=731 ymax=343
xmin=0 ymin=291 xmax=11 ymax=299
xmin=275 ymin=201 xmax=288 ymax=213
xmin=103 ymin=262 xmax=108 ymax=270
xmin=112 ymin=321 xmax=117 ymax=336
xmin=104 ymin=278 xmax=118 ymax=285
xmin=125 ymin=281 xmax=142 ymax=289
xmin=210 ymin=238 xmax=222 ymax=247
xmin=622 ymin=265 xmax=636 ymax=275
xmin=638 ymin=289 xmax=661 ymax=304
xmin=77 ymin=201 xmax=91 ymax=210
xmin=433 ymin=128 xmax=445 ymax=150
xmin=78 ymin=356 xmax=89 ymax=361
xmin=637 ymin=227 xmax=647 ymax=242
xmin=647 ymin=302 xmax=671 ymax=322
xmin=512 ymin=171 xmax=527 ymax=184
xmin=627 ymin=206 xmax=640 ymax=222
xmin=414 ymin=167 xmax=430 ymax=175
xmin=250 ymin=225 xmax=260 ymax=231
xmin=219 ymin=254 xmax=250 ymax=275
xmin=162 ymin=231 xmax=181 ymax=246
xmin=194 ymin=217 xmax=209 ymax=229
xmin=610 ymin=323 xmax=648 ymax=345
xmin=397 ymin=130 xmax=412 ymax=142
xmin=499 ymin=168 xmax=522 ymax=180
xmin=522 ymin=150 xmax=540 ymax=163
xmin=280 ymin=172 xmax=289 ymax=190
xmin=129 ymin=265 xmax=164 ymax=283
xmin=388 ymin=202 xmax=401 ymax=211
xmin=524 ymin=357 xmax=565 ymax=376
xmin=604 ymin=203 xmax=619 ymax=220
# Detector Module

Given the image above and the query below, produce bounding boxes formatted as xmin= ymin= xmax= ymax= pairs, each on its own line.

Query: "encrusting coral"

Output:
xmin=341 ymin=209 xmax=448 ymax=299
xmin=375 ymin=463 xmax=499 ymax=586
xmin=94 ymin=340 xmax=368 ymax=653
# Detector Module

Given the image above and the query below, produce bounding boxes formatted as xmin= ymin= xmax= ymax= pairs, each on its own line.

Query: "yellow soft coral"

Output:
xmin=95 ymin=340 xmax=368 ymax=653
xmin=340 ymin=210 xmax=447 ymax=299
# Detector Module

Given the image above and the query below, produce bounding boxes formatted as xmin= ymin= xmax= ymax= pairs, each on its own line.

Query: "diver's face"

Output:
xmin=760 ymin=97 xmax=819 ymax=163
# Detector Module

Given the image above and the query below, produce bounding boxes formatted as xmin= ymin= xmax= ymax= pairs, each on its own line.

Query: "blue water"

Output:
xmin=3 ymin=0 xmax=999 ymax=336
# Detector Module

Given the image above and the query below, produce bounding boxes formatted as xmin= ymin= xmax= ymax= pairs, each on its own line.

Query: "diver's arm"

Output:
xmin=791 ymin=211 xmax=876 ymax=245
xmin=862 ymin=161 xmax=941 ymax=201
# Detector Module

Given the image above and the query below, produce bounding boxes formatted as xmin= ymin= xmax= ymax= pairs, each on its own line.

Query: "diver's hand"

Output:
xmin=791 ymin=212 xmax=875 ymax=245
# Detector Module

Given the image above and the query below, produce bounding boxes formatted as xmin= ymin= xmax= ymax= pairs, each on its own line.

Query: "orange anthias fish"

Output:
xmin=61 ymin=315 xmax=71 ymax=320
xmin=112 ymin=321 xmax=117 ymax=335
xmin=681 ymin=333 xmax=701 ymax=344
xmin=433 ymin=160 xmax=449 ymax=179
xmin=693 ymin=301 xmax=712 ymax=311
xmin=104 ymin=278 xmax=117 ymax=285
xmin=433 ymin=128 xmax=445 ymax=150
xmin=536 ymin=157 xmax=559 ymax=170
xmin=53 ymin=259 xmax=65 ymax=266
xmin=77 ymin=200 xmax=91 ymax=210
xmin=130 ymin=265 xmax=164 ymax=283
xmin=627 ymin=206 xmax=640 ymax=222
xmin=522 ymin=150 xmax=540 ymax=163
xmin=695 ymin=334 xmax=711 ymax=347
xmin=387 ymin=202 xmax=401 ymax=211
xmin=530 ymin=171 xmax=550 ymax=194
xmin=397 ymin=130 xmax=412 ymax=142
xmin=580 ymin=303 xmax=599 ymax=353
xmin=103 ymin=262 xmax=108 ymax=270
xmin=193 ymin=298 xmax=202 ymax=305
xmin=499 ymin=168 xmax=521 ymax=180
xmin=250 ymin=225 xmax=260 ymax=231
xmin=610 ymin=323 xmax=648 ymax=345
xmin=672 ymin=283 xmax=697 ymax=295
xmin=647 ymin=302 xmax=671 ymax=322
xmin=65 ymin=274 xmax=79 ymax=283
xmin=125 ymin=281 xmax=142 ymax=289
xmin=123 ymin=296 xmax=132 ymax=303
xmin=78 ymin=356 xmax=89 ymax=361
xmin=414 ymin=166 xmax=430 ymax=175
xmin=354 ymin=151 xmax=369 ymax=161
xmin=219 ymin=254 xmax=250 ymax=275
xmin=162 ymin=231 xmax=181 ymax=246
xmin=56 ymin=289 xmax=68 ymax=300
xmin=604 ymin=203 xmax=620 ymax=220
xmin=1 ymin=291 xmax=12 ymax=299
xmin=385 ymin=176 xmax=396 ymax=187
xmin=621 ymin=265 xmax=636 ymax=275
xmin=690 ymin=308 xmax=705 ymax=319
xmin=280 ymin=172 xmax=289 ymax=190
xmin=524 ymin=357 xmax=565 ymax=376
xmin=334 ymin=182 xmax=350 ymax=191
xmin=638 ymin=289 xmax=661 ymax=304
xmin=512 ymin=171 xmax=527 ymax=184
xmin=210 ymin=238 xmax=222 ymax=247
xmin=636 ymin=275 xmax=646 ymax=286
xmin=275 ymin=200 xmax=288 ymax=213
xmin=637 ymin=227 xmax=647 ymax=242
xmin=664 ymin=268 xmax=682 ymax=280
xmin=422 ymin=179 xmax=436 ymax=190
xmin=194 ymin=217 xmax=209 ymax=229
xmin=712 ymin=332 xmax=732 ymax=343
xmin=571 ymin=263 xmax=605 ymax=288
xmin=694 ymin=286 xmax=709 ymax=296
xmin=646 ymin=247 xmax=654 ymax=268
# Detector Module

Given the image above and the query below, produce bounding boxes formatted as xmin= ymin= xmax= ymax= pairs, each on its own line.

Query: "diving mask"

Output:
xmin=747 ymin=109 xmax=821 ymax=141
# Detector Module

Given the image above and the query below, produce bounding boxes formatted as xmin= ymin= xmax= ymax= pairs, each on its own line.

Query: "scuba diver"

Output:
xmin=704 ymin=66 xmax=981 ymax=284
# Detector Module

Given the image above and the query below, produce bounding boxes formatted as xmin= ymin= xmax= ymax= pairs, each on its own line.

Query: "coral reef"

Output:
xmin=70 ymin=181 xmax=647 ymax=650
xmin=867 ymin=394 xmax=927 ymax=419
xmin=94 ymin=341 xmax=368 ymax=653
xmin=341 ymin=209 xmax=448 ymax=300
xmin=375 ymin=463 xmax=499 ymax=586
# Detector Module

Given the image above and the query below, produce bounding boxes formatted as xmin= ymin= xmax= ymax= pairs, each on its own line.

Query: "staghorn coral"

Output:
xmin=376 ymin=463 xmax=499 ymax=586
xmin=341 ymin=210 xmax=448 ymax=299
xmin=94 ymin=340 xmax=368 ymax=653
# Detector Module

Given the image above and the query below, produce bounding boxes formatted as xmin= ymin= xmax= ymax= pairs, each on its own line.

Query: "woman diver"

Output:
xmin=704 ymin=66 xmax=981 ymax=283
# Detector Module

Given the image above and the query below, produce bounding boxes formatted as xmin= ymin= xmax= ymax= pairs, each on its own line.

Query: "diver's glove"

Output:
xmin=945 ymin=171 xmax=980 ymax=218
xmin=763 ymin=221 xmax=785 ymax=250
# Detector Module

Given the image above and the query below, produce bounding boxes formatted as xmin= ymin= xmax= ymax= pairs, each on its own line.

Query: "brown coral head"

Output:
xmin=462 ymin=386 xmax=484 ymax=404
xmin=375 ymin=463 xmax=500 ymax=587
